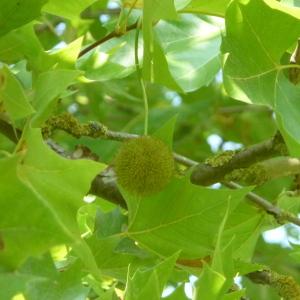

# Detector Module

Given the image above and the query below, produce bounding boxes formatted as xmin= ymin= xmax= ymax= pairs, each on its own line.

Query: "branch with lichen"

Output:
xmin=41 ymin=113 xmax=300 ymax=226
xmin=1 ymin=114 xmax=300 ymax=227
xmin=225 ymin=157 xmax=300 ymax=186
xmin=247 ymin=269 xmax=300 ymax=300
xmin=191 ymin=132 xmax=287 ymax=186
xmin=42 ymin=113 xmax=108 ymax=138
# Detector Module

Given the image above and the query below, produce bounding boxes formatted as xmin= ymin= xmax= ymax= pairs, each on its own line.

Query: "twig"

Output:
xmin=78 ymin=22 xmax=138 ymax=58
xmin=217 ymin=105 xmax=272 ymax=115
xmin=224 ymin=181 xmax=300 ymax=226
xmin=80 ymin=8 xmax=121 ymax=19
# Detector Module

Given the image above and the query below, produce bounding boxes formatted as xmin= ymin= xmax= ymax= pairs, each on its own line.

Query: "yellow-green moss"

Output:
xmin=270 ymin=272 xmax=300 ymax=300
xmin=42 ymin=113 xmax=107 ymax=138
xmin=225 ymin=164 xmax=268 ymax=186
xmin=205 ymin=150 xmax=237 ymax=167
xmin=114 ymin=136 xmax=174 ymax=196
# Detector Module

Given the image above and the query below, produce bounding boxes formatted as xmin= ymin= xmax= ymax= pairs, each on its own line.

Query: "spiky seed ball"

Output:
xmin=114 ymin=136 xmax=174 ymax=196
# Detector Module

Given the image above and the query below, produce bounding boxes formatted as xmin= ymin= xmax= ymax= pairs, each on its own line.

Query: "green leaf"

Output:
xmin=277 ymin=192 xmax=300 ymax=214
xmin=222 ymin=0 xmax=300 ymax=150
xmin=0 ymin=272 xmax=31 ymax=299
xmin=94 ymin=207 xmax=127 ymax=239
xmin=151 ymin=35 xmax=183 ymax=92
xmin=152 ymin=114 xmax=177 ymax=148
xmin=78 ymin=31 xmax=136 ymax=81
xmin=0 ymin=65 xmax=34 ymax=121
xmin=222 ymin=289 xmax=246 ymax=300
xmin=175 ymin=0 xmax=192 ymax=10
xmin=211 ymin=202 xmax=231 ymax=274
xmin=222 ymin=201 xmax=264 ymax=261
xmin=87 ymin=235 xmax=137 ymax=281
xmin=156 ymin=15 xmax=221 ymax=92
xmin=87 ymin=206 xmax=155 ymax=280
xmin=233 ymin=260 xmax=263 ymax=276
xmin=1 ymin=253 xmax=90 ymax=300
xmin=125 ymin=252 xmax=179 ymax=300
xmin=31 ymin=69 xmax=81 ymax=126
xmin=142 ymin=0 xmax=178 ymax=81
xmin=0 ymin=128 xmax=104 ymax=269
xmin=125 ymin=176 xmax=256 ymax=259
xmin=20 ymin=128 xmax=104 ymax=244
xmin=0 ymin=0 xmax=47 ymax=37
xmin=24 ymin=258 xmax=89 ymax=300
xmin=0 ymin=154 xmax=70 ymax=270
xmin=274 ymin=73 xmax=300 ymax=154
xmin=50 ymin=37 xmax=83 ymax=70
xmin=79 ymin=15 xmax=221 ymax=92
xmin=0 ymin=23 xmax=51 ymax=73
xmin=193 ymin=264 xmax=226 ymax=300
xmin=43 ymin=0 xmax=98 ymax=21
xmin=164 ymin=285 xmax=188 ymax=300
xmin=183 ymin=0 xmax=231 ymax=17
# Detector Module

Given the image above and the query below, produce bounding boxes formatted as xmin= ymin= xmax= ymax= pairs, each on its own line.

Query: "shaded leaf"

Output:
xmin=94 ymin=207 xmax=127 ymax=239
xmin=0 ymin=65 xmax=34 ymax=121
xmin=142 ymin=0 xmax=178 ymax=81
xmin=0 ymin=0 xmax=47 ymax=37
xmin=31 ymin=69 xmax=81 ymax=126
xmin=0 ymin=23 xmax=51 ymax=73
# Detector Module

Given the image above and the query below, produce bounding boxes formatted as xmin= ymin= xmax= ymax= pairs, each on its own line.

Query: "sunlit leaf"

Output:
xmin=43 ymin=0 xmax=98 ymax=20
xmin=222 ymin=0 xmax=300 ymax=151
xmin=0 ymin=128 xmax=104 ymax=270
xmin=184 ymin=0 xmax=231 ymax=17
xmin=156 ymin=15 xmax=221 ymax=92
xmin=124 ymin=176 xmax=259 ymax=260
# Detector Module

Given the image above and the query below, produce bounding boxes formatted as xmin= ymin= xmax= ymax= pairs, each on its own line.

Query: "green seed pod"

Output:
xmin=114 ymin=136 xmax=174 ymax=196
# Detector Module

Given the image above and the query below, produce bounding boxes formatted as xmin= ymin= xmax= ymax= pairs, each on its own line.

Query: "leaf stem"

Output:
xmin=134 ymin=18 xmax=149 ymax=135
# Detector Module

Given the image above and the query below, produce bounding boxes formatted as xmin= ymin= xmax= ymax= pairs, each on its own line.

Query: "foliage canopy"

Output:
xmin=1 ymin=0 xmax=300 ymax=299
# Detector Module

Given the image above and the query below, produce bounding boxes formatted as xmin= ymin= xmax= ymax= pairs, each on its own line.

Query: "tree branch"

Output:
xmin=225 ymin=157 xmax=300 ymax=186
xmin=260 ymin=157 xmax=300 ymax=180
xmin=80 ymin=8 xmax=121 ymax=19
xmin=78 ymin=22 xmax=138 ymax=58
xmin=1 ymin=115 xmax=300 ymax=227
xmin=41 ymin=114 xmax=300 ymax=227
xmin=90 ymin=168 xmax=127 ymax=208
xmin=217 ymin=104 xmax=272 ymax=115
xmin=190 ymin=133 xmax=287 ymax=186
xmin=247 ymin=270 xmax=300 ymax=299
xmin=224 ymin=181 xmax=300 ymax=226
